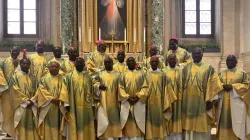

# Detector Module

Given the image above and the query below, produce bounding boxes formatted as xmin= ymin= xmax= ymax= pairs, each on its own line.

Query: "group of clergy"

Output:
xmin=0 ymin=37 xmax=249 ymax=140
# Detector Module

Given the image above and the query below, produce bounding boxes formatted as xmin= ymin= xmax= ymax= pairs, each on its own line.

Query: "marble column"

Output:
xmin=148 ymin=0 xmax=164 ymax=55
xmin=61 ymin=0 xmax=74 ymax=52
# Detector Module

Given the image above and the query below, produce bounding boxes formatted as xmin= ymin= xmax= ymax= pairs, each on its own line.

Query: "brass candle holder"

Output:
xmin=109 ymin=29 xmax=116 ymax=56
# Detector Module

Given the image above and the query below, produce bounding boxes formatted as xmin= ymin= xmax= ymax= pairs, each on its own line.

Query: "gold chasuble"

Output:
xmin=145 ymin=69 xmax=176 ymax=139
xmin=218 ymin=68 xmax=250 ymax=140
xmin=165 ymin=47 xmax=192 ymax=67
xmin=113 ymin=62 xmax=128 ymax=73
xmin=63 ymin=59 xmax=75 ymax=73
xmin=119 ymin=70 xmax=148 ymax=139
xmin=162 ymin=66 xmax=183 ymax=136
xmin=182 ymin=62 xmax=223 ymax=137
xmin=63 ymin=70 xmax=95 ymax=140
xmin=0 ymin=57 xmax=18 ymax=136
xmin=94 ymin=70 xmax=122 ymax=139
xmin=28 ymin=53 xmax=51 ymax=81
xmin=86 ymin=51 xmax=109 ymax=76
xmin=32 ymin=73 xmax=67 ymax=140
xmin=10 ymin=71 xmax=39 ymax=140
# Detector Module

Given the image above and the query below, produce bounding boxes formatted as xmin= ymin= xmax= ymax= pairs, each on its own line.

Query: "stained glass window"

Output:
xmin=183 ymin=0 xmax=214 ymax=37
xmin=5 ymin=0 xmax=37 ymax=37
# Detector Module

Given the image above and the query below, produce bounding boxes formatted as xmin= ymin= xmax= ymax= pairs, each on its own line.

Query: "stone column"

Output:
xmin=149 ymin=0 xmax=164 ymax=54
xmin=61 ymin=0 xmax=74 ymax=52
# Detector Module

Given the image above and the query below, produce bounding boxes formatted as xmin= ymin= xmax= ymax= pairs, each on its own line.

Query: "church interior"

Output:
xmin=0 ymin=0 xmax=250 ymax=140
xmin=0 ymin=0 xmax=250 ymax=73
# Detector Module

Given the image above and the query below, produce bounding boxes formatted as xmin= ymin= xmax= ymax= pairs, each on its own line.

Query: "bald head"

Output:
xmin=150 ymin=56 xmax=159 ymax=71
xmin=49 ymin=61 xmax=60 ymax=75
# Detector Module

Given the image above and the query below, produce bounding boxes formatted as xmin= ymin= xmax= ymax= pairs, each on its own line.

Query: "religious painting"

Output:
xmin=97 ymin=0 xmax=127 ymax=41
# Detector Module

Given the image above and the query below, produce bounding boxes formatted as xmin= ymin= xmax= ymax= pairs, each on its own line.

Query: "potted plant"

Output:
xmin=179 ymin=43 xmax=220 ymax=53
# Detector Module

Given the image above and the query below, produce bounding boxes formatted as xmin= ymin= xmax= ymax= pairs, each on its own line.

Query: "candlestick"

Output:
xmin=124 ymin=28 xmax=126 ymax=41
xmin=143 ymin=28 xmax=146 ymax=43
xmin=99 ymin=27 xmax=101 ymax=40
xmin=88 ymin=27 xmax=91 ymax=43
xmin=133 ymin=28 xmax=136 ymax=43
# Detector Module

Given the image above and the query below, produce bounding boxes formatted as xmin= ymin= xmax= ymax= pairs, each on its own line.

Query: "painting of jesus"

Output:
xmin=98 ymin=0 xmax=126 ymax=40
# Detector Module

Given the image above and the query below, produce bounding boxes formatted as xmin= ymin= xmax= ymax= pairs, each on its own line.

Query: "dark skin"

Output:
xmin=75 ymin=58 xmax=85 ymax=72
xmin=99 ymin=57 xmax=113 ymax=91
xmin=149 ymin=46 xmax=157 ymax=57
xmin=49 ymin=62 xmax=61 ymax=103
xmin=192 ymin=48 xmax=203 ymax=63
xmin=117 ymin=50 xmax=125 ymax=63
xmin=68 ymin=48 xmax=79 ymax=61
xmin=97 ymin=44 xmax=107 ymax=53
xmin=20 ymin=59 xmax=31 ymax=74
xmin=167 ymin=54 xmax=177 ymax=68
xmin=191 ymin=48 xmax=212 ymax=110
xmin=223 ymin=55 xmax=237 ymax=91
xmin=36 ymin=40 xmax=45 ymax=54
xmin=169 ymin=39 xmax=178 ymax=51
xmin=20 ymin=59 xmax=33 ymax=107
xmin=53 ymin=47 xmax=62 ymax=58
xmin=10 ymin=47 xmax=20 ymax=67
xmin=126 ymin=57 xmax=140 ymax=105
xmin=150 ymin=57 xmax=159 ymax=71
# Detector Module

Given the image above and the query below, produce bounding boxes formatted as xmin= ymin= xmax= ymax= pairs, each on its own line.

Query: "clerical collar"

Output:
xmin=149 ymin=68 xmax=160 ymax=72
xmin=55 ymin=57 xmax=62 ymax=60
xmin=228 ymin=67 xmax=236 ymax=72
xmin=171 ymin=48 xmax=179 ymax=53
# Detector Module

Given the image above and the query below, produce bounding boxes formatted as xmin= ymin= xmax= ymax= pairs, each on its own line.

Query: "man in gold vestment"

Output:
xmin=119 ymin=57 xmax=148 ymax=140
xmin=113 ymin=50 xmax=127 ymax=73
xmin=145 ymin=56 xmax=176 ymax=140
xmin=94 ymin=57 xmax=122 ymax=140
xmin=46 ymin=46 xmax=67 ymax=75
xmin=63 ymin=57 xmax=95 ymax=140
xmin=0 ymin=47 xmax=20 ymax=137
xmin=217 ymin=55 xmax=250 ymax=140
xmin=64 ymin=46 xmax=79 ymax=73
xmin=32 ymin=61 xmax=67 ymax=140
xmin=28 ymin=40 xmax=51 ymax=81
xmin=162 ymin=54 xmax=182 ymax=140
xmin=165 ymin=37 xmax=192 ymax=68
xmin=182 ymin=48 xmax=223 ymax=140
xmin=86 ymin=40 xmax=109 ymax=76
xmin=10 ymin=58 xmax=39 ymax=140
xmin=143 ymin=45 xmax=164 ymax=70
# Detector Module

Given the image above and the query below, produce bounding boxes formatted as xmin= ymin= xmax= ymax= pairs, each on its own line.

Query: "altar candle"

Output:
xmin=143 ymin=28 xmax=146 ymax=43
xmin=124 ymin=28 xmax=126 ymax=41
xmin=88 ymin=27 xmax=91 ymax=43
xmin=99 ymin=28 xmax=101 ymax=40
xmin=134 ymin=28 xmax=136 ymax=43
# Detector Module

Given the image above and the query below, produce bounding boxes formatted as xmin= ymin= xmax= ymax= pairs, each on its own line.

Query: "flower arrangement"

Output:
xmin=135 ymin=63 xmax=142 ymax=70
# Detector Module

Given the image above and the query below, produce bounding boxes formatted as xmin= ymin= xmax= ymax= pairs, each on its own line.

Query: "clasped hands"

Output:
xmin=127 ymin=96 xmax=140 ymax=105
xmin=223 ymin=84 xmax=233 ymax=92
